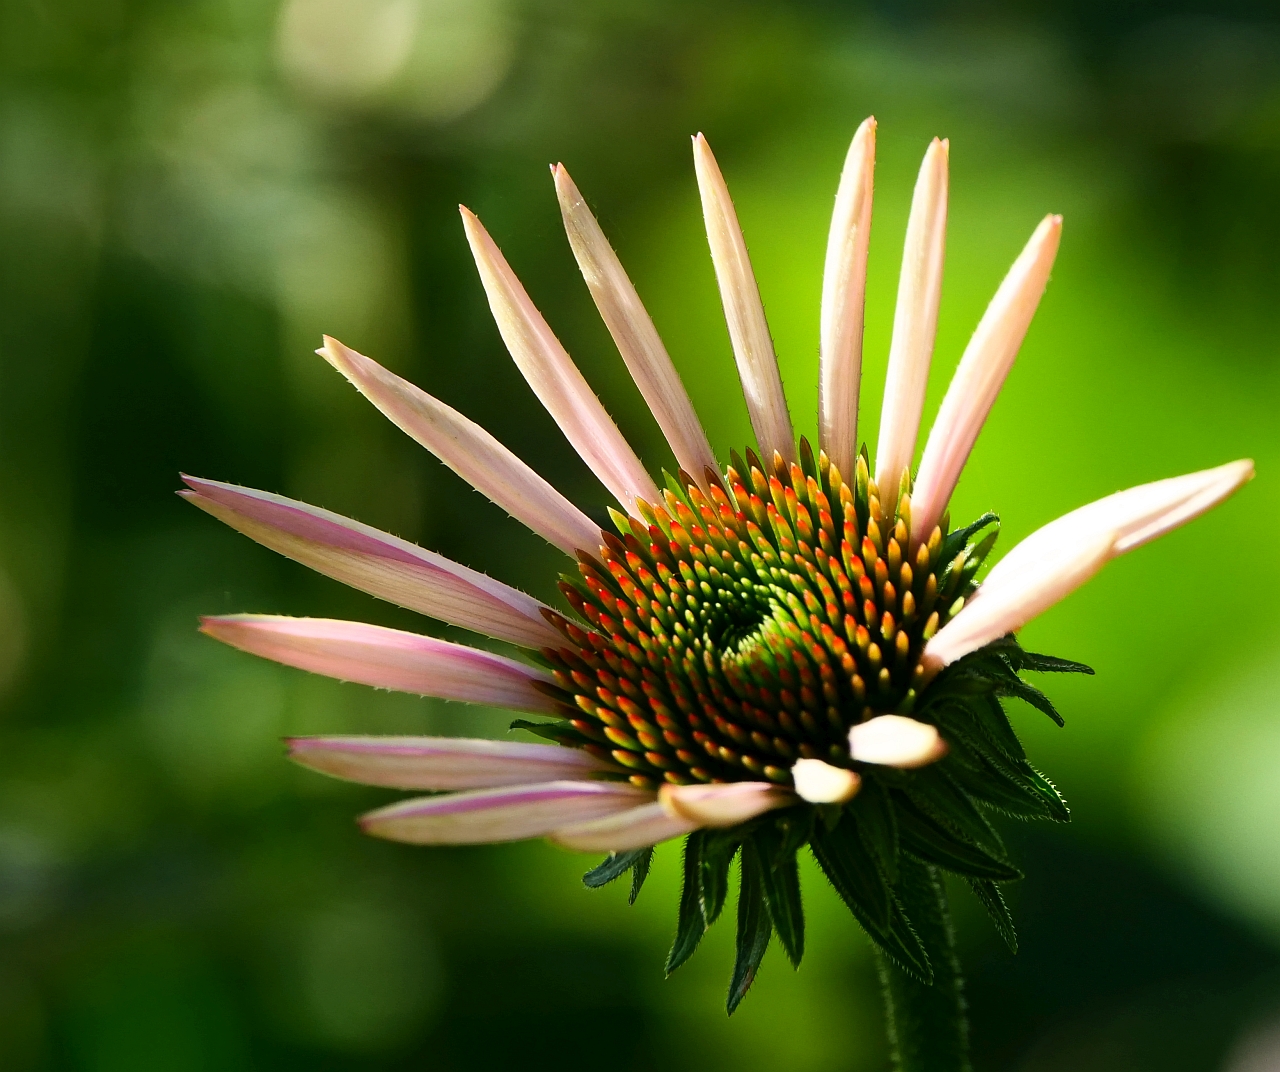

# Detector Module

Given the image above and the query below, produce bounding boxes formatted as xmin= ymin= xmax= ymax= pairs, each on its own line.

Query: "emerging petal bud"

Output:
xmin=848 ymin=715 xmax=948 ymax=768
xmin=658 ymin=781 xmax=795 ymax=827
xmin=791 ymin=759 xmax=862 ymax=804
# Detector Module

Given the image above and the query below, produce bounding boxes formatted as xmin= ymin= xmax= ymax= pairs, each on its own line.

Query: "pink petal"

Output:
xmin=875 ymin=137 xmax=949 ymax=517
xmin=819 ymin=117 xmax=876 ymax=482
xmin=658 ymin=780 xmax=794 ymax=827
xmin=318 ymin=337 xmax=601 ymax=556
xmin=182 ymin=476 xmax=562 ymax=649
xmin=459 ymin=208 xmax=660 ymax=512
xmin=923 ymin=527 xmax=1116 ymax=671
xmin=911 ymin=215 xmax=1062 ymax=541
xmin=200 ymin=615 xmax=559 ymax=713
xmin=693 ymin=133 xmax=796 ymax=467
xmin=553 ymin=164 xmax=718 ymax=490
xmin=359 ymin=780 xmax=653 ymax=844
xmin=847 ymin=715 xmax=948 ymax=769
xmin=549 ymin=801 xmax=698 ymax=852
xmin=790 ymin=758 xmax=862 ymax=803
xmin=286 ymin=736 xmax=613 ymax=790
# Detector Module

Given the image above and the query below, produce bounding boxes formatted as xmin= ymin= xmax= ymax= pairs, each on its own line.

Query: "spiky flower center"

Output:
xmin=537 ymin=439 xmax=997 ymax=790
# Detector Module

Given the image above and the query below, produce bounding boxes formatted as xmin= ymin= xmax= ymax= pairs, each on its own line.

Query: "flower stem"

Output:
xmin=875 ymin=863 xmax=971 ymax=1072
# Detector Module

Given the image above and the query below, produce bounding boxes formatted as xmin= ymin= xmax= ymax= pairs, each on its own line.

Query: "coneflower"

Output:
xmin=182 ymin=118 xmax=1252 ymax=1067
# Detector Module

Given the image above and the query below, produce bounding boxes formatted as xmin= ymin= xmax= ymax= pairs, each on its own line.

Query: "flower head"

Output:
xmin=184 ymin=120 xmax=1252 ymax=1012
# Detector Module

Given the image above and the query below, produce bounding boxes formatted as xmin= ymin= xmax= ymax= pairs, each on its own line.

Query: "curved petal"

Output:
xmin=287 ymin=735 xmax=614 ymax=790
xmin=847 ymin=715 xmax=948 ymax=768
xmin=658 ymin=780 xmax=794 ymax=827
xmin=181 ymin=476 xmax=562 ymax=649
xmin=553 ymin=164 xmax=718 ymax=489
xmin=549 ymin=801 xmax=698 ymax=852
xmin=693 ymin=133 xmax=796 ymax=466
xmin=819 ymin=117 xmax=876 ymax=481
xmin=319 ymin=337 xmax=600 ymax=556
xmin=200 ymin=615 xmax=559 ymax=714
xmin=359 ymin=780 xmax=653 ymax=845
xmin=460 ymin=207 xmax=660 ymax=512
xmin=791 ymin=758 xmax=861 ymax=803
xmin=911 ymin=214 xmax=1062 ymax=541
xmin=875 ymin=137 xmax=949 ymax=517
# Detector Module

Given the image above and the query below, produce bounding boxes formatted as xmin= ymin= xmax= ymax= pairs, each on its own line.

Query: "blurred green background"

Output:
xmin=2 ymin=0 xmax=1280 ymax=1068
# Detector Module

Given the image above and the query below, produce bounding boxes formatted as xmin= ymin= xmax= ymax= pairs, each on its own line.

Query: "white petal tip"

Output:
xmin=790 ymin=759 xmax=861 ymax=804
xmin=657 ymin=781 xmax=793 ymax=827
xmin=848 ymin=715 xmax=948 ymax=769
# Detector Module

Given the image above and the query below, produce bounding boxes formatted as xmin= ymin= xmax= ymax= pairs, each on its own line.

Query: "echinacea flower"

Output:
xmin=183 ymin=118 xmax=1252 ymax=1022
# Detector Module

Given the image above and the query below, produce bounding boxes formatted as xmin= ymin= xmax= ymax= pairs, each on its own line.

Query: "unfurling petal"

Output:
xmin=460 ymin=208 xmax=660 ymax=511
xmin=360 ymin=781 xmax=654 ymax=845
xmin=875 ymin=137 xmax=949 ymax=517
xmin=819 ymin=117 xmax=876 ymax=481
xmin=911 ymin=214 xmax=1062 ymax=541
xmin=200 ymin=615 xmax=559 ymax=714
xmin=287 ymin=736 xmax=614 ymax=790
xmin=182 ymin=476 xmax=562 ymax=649
xmin=319 ymin=337 xmax=600 ymax=556
xmin=549 ymin=801 xmax=699 ymax=852
xmin=658 ymin=780 xmax=794 ymax=826
xmin=693 ymin=133 xmax=796 ymax=466
xmin=847 ymin=715 xmax=948 ymax=768
xmin=791 ymin=758 xmax=862 ymax=803
xmin=923 ymin=528 xmax=1116 ymax=671
xmin=553 ymin=164 xmax=718 ymax=489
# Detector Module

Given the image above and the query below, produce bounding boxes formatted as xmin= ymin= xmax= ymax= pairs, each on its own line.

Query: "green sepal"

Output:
xmin=583 ymin=848 xmax=648 ymax=889
xmin=751 ymin=825 xmax=804 ymax=968
xmin=662 ymin=469 xmax=694 ymax=510
xmin=728 ymin=839 xmax=773 ymax=1015
xmin=810 ymin=810 xmax=892 ymax=929
xmin=667 ymin=832 xmax=709 ymax=975
xmin=904 ymin=763 xmax=1006 ymax=859
xmin=852 ymin=778 xmax=900 ymax=883
xmin=508 ymin=719 xmax=594 ymax=748
xmin=938 ymin=511 xmax=998 ymax=566
xmin=892 ymin=792 xmax=1023 ymax=881
xmin=966 ymin=876 xmax=1018 ymax=954
xmin=798 ymin=436 xmax=819 ymax=482
xmin=629 ymin=846 xmax=653 ymax=904
xmin=944 ymin=725 xmax=1070 ymax=823
xmin=997 ymin=674 xmax=1066 ymax=727
xmin=698 ymin=827 xmax=740 ymax=925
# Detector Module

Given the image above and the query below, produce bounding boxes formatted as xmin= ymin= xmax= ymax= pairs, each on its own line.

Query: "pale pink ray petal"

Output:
xmin=200 ymin=615 xmax=559 ymax=714
xmin=658 ymin=780 xmax=795 ymax=827
xmin=553 ymin=164 xmax=718 ymax=489
xmin=981 ymin=460 xmax=1254 ymax=593
xmin=549 ymin=801 xmax=699 ymax=852
xmin=319 ymin=337 xmax=600 ymax=556
xmin=911 ymin=214 xmax=1063 ymax=541
xmin=819 ymin=117 xmax=876 ymax=481
xmin=847 ymin=715 xmax=949 ymax=769
xmin=459 ymin=208 xmax=660 ymax=511
xmin=182 ymin=476 xmax=562 ymax=649
xmin=360 ymin=781 xmax=654 ymax=845
xmin=923 ymin=527 xmax=1116 ymax=671
xmin=286 ymin=736 xmax=615 ymax=790
xmin=791 ymin=758 xmax=862 ymax=803
xmin=875 ymin=138 xmax=949 ymax=517
xmin=693 ymin=133 xmax=796 ymax=467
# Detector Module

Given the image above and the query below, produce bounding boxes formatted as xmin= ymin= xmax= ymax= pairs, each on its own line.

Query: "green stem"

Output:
xmin=875 ymin=864 xmax=971 ymax=1072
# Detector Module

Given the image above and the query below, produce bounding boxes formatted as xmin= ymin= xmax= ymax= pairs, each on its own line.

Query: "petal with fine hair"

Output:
xmin=549 ymin=801 xmax=699 ymax=852
xmin=847 ymin=715 xmax=948 ymax=768
xmin=693 ymin=133 xmax=796 ymax=467
xmin=319 ymin=337 xmax=600 ymax=556
xmin=200 ymin=615 xmax=559 ymax=714
xmin=875 ymin=137 xmax=949 ymax=517
xmin=819 ymin=117 xmax=876 ymax=481
xmin=911 ymin=214 xmax=1062 ymax=541
xmin=181 ymin=476 xmax=562 ymax=649
xmin=460 ymin=207 xmax=660 ymax=512
xmin=553 ymin=164 xmax=718 ymax=489
xmin=658 ymin=780 xmax=794 ymax=827
xmin=360 ymin=781 xmax=653 ymax=845
xmin=287 ymin=736 xmax=614 ymax=790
